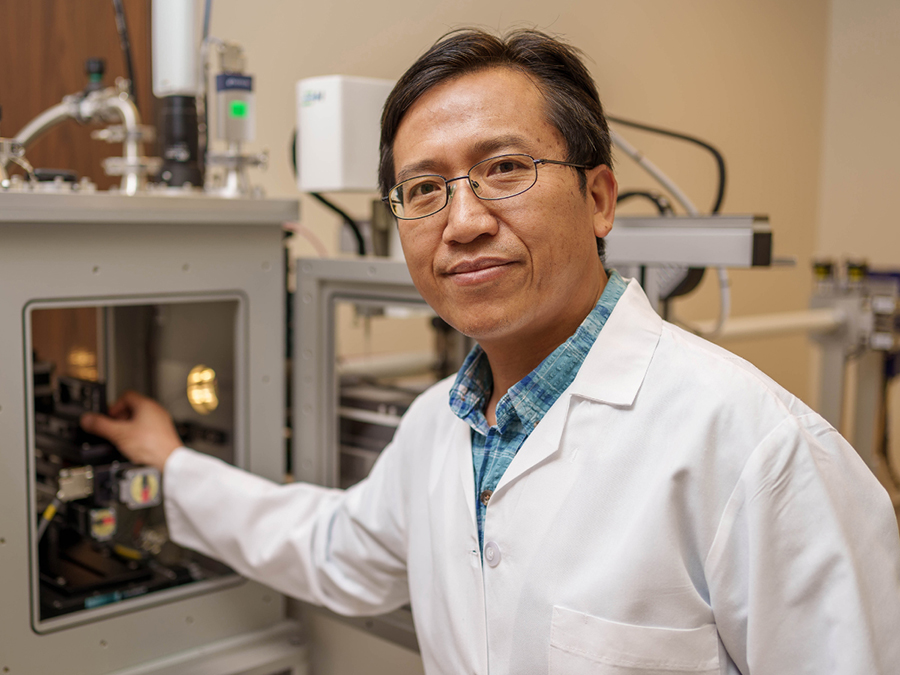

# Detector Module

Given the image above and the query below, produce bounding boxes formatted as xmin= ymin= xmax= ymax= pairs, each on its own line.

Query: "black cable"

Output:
xmin=608 ymin=115 xmax=727 ymax=214
xmin=199 ymin=0 xmax=213 ymax=177
xmin=310 ymin=193 xmax=367 ymax=256
xmin=201 ymin=0 xmax=212 ymax=41
xmin=291 ymin=136 xmax=366 ymax=255
xmin=111 ymin=0 xmax=137 ymax=109
xmin=617 ymin=190 xmax=674 ymax=215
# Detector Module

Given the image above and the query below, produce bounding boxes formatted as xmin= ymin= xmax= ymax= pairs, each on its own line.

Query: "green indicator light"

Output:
xmin=229 ymin=100 xmax=249 ymax=118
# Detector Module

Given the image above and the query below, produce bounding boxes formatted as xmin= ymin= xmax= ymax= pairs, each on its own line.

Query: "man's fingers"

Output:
xmin=107 ymin=398 xmax=131 ymax=420
xmin=80 ymin=412 xmax=126 ymax=443
xmin=120 ymin=390 xmax=146 ymax=407
xmin=108 ymin=390 xmax=146 ymax=420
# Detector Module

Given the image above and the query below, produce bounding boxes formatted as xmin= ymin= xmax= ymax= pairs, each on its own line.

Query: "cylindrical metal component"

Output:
xmin=151 ymin=0 xmax=200 ymax=97
xmin=158 ymin=95 xmax=203 ymax=188
xmin=102 ymin=92 xmax=147 ymax=195
xmin=692 ymin=308 xmax=845 ymax=341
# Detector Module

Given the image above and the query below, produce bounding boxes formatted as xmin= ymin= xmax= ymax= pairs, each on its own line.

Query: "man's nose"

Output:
xmin=442 ymin=178 xmax=499 ymax=244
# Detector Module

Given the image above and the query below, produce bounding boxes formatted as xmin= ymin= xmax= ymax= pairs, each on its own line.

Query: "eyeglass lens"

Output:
xmin=389 ymin=154 xmax=538 ymax=219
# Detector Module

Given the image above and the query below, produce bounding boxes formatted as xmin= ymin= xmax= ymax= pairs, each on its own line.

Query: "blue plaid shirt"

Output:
xmin=448 ymin=271 xmax=627 ymax=552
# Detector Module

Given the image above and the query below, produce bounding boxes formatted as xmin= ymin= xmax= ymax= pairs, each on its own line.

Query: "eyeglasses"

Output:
xmin=383 ymin=153 xmax=593 ymax=220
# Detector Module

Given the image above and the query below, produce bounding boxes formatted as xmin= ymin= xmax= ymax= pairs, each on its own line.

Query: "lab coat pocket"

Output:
xmin=549 ymin=606 xmax=720 ymax=675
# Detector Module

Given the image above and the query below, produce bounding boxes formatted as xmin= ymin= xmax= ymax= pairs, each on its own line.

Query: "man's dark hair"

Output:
xmin=378 ymin=28 xmax=613 ymax=258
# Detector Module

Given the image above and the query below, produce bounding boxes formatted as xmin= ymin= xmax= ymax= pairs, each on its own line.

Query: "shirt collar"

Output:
xmin=449 ymin=270 xmax=628 ymax=434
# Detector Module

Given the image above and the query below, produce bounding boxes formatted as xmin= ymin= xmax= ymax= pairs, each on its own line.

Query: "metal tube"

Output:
xmin=8 ymin=101 xmax=79 ymax=166
xmin=852 ymin=351 xmax=884 ymax=470
xmin=103 ymin=93 xmax=144 ymax=194
xmin=337 ymin=351 xmax=436 ymax=379
xmin=690 ymin=307 xmax=845 ymax=341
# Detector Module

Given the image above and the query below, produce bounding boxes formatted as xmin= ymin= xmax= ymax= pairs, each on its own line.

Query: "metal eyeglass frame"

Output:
xmin=383 ymin=153 xmax=593 ymax=220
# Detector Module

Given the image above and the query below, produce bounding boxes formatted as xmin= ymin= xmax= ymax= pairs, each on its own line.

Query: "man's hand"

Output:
xmin=80 ymin=391 xmax=182 ymax=472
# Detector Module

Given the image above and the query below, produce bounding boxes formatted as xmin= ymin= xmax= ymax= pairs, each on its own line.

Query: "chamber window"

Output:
xmin=29 ymin=299 xmax=239 ymax=625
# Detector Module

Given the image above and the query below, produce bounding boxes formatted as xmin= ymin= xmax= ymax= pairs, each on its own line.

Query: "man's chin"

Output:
xmin=444 ymin=312 xmax=518 ymax=344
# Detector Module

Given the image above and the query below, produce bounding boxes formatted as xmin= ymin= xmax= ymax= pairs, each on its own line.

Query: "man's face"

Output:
xmin=392 ymin=67 xmax=616 ymax=352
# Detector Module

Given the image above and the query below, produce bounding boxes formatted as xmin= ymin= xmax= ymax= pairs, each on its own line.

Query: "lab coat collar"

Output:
xmin=494 ymin=278 xmax=662 ymax=493
xmin=569 ymin=277 xmax=663 ymax=406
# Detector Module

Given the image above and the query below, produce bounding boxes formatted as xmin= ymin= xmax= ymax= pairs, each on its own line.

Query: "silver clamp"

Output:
xmin=102 ymin=155 xmax=163 ymax=178
xmin=91 ymin=124 xmax=157 ymax=144
xmin=206 ymin=149 xmax=268 ymax=171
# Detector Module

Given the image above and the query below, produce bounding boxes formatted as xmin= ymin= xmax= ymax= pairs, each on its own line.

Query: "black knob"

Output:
xmin=85 ymin=58 xmax=106 ymax=77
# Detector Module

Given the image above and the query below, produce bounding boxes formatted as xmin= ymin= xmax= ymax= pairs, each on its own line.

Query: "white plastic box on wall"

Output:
xmin=296 ymin=75 xmax=395 ymax=193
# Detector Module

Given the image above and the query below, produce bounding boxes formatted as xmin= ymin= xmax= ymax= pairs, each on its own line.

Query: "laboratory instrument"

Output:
xmin=0 ymin=192 xmax=307 ymax=675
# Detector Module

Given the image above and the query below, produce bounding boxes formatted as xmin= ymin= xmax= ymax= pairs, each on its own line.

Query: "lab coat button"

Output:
xmin=480 ymin=489 xmax=492 ymax=505
xmin=484 ymin=541 xmax=501 ymax=567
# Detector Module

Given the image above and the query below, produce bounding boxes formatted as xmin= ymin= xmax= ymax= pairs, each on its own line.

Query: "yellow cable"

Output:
xmin=41 ymin=503 xmax=57 ymax=521
xmin=113 ymin=544 xmax=143 ymax=561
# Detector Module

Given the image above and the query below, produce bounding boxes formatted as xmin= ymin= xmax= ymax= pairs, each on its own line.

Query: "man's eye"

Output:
xmin=486 ymin=157 xmax=529 ymax=176
xmin=407 ymin=180 xmax=443 ymax=200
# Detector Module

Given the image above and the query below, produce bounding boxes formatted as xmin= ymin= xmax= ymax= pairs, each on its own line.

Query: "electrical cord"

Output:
xmin=199 ymin=0 xmax=213 ymax=172
xmin=37 ymin=495 xmax=62 ymax=542
xmin=611 ymin=129 xmax=700 ymax=216
xmin=610 ymin=120 xmax=731 ymax=337
xmin=201 ymin=0 xmax=212 ymax=42
xmin=608 ymin=115 xmax=726 ymax=214
xmin=111 ymin=0 xmax=138 ymax=109
xmin=617 ymin=190 xmax=674 ymax=215
xmin=310 ymin=193 xmax=367 ymax=256
xmin=283 ymin=221 xmax=329 ymax=257
xmin=289 ymin=132 xmax=366 ymax=256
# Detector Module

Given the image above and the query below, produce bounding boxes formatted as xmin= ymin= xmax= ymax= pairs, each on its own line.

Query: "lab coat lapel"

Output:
xmin=427 ymin=412 xmax=478 ymax=527
xmin=495 ymin=279 xmax=662 ymax=492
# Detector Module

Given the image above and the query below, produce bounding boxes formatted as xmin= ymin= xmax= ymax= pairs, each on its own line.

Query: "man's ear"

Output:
xmin=588 ymin=165 xmax=617 ymax=239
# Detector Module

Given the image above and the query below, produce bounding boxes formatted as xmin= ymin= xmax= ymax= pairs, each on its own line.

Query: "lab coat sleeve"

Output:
xmin=705 ymin=413 xmax=900 ymax=674
xmin=162 ymin=442 xmax=412 ymax=616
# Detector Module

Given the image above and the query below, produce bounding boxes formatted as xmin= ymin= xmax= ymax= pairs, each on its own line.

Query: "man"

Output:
xmin=82 ymin=29 xmax=900 ymax=675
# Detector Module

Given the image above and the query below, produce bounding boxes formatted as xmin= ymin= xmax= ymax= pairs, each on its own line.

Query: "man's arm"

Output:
xmin=706 ymin=414 xmax=900 ymax=674
xmin=80 ymin=391 xmax=412 ymax=615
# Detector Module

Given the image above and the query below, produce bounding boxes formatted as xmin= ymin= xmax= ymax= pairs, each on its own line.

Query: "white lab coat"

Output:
xmin=164 ymin=279 xmax=900 ymax=675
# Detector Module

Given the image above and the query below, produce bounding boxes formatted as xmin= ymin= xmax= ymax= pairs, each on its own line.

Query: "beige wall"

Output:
xmin=207 ymin=2 xmax=834 ymax=672
xmin=817 ymin=0 xmax=900 ymax=507
xmin=212 ymin=0 xmax=831 ymax=406
xmin=818 ymin=0 xmax=900 ymax=265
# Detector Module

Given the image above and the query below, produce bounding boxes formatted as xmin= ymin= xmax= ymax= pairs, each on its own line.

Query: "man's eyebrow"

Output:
xmin=394 ymin=134 xmax=533 ymax=183
xmin=470 ymin=134 xmax=532 ymax=157
xmin=396 ymin=160 xmax=443 ymax=183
